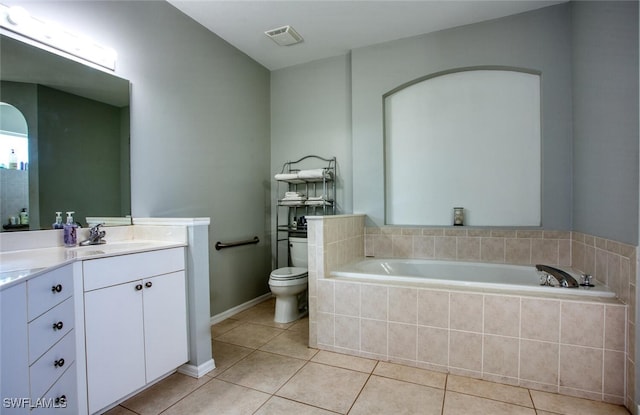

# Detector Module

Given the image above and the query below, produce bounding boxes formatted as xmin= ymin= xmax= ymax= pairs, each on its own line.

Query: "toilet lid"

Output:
xmin=270 ymin=267 xmax=308 ymax=280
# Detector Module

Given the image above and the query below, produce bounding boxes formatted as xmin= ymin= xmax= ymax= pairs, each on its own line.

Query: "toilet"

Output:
xmin=269 ymin=236 xmax=308 ymax=323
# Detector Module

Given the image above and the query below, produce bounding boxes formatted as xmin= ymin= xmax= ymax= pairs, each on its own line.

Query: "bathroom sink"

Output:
xmin=70 ymin=241 xmax=157 ymax=255
xmin=1 ymin=241 xmax=182 ymax=272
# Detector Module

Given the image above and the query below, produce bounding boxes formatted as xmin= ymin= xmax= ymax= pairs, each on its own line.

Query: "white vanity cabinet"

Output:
xmin=82 ymin=248 xmax=187 ymax=414
xmin=1 ymin=264 xmax=76 ymax=414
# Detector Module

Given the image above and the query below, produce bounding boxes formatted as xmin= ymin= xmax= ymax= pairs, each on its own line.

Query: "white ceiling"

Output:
xmin=168 ymin=0 xmax=566 ymax=71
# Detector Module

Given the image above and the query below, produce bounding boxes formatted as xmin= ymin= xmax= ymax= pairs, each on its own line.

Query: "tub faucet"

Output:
xmin=536 ymin=264 xmax=579 ymax=288
xmin=80 ymin=223 xmax=106 ymax=246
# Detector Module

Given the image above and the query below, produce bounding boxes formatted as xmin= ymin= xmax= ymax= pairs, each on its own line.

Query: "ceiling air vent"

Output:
xmin=265 ymin=25 xmax=303 ymax=46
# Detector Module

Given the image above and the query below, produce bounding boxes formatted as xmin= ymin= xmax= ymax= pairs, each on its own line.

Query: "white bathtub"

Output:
xmin=330 ymin=258 xmax=615 ymax=298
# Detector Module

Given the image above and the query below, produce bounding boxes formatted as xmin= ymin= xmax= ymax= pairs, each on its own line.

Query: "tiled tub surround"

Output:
xmin=307 ymin=215 xmax=366 ymax=349
xmin=307 ymin=217 xmax=635 ymax=410
xmin=315 ymin=279 xmax=626 ymax=404
xmin=364 ymin=227 xmax=573 ymax=266
xmin=572 ymin=232 xmax=637 ymax=412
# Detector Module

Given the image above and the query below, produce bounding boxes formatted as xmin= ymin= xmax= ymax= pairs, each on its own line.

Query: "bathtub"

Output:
xmin=330 ymin=258 xmax=615 ymax=298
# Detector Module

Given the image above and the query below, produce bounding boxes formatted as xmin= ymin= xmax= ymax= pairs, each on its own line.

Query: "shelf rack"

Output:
xmin=275 ymin=155 xmax=336 ymax=268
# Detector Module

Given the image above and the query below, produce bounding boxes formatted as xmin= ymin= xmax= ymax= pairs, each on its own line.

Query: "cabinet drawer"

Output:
xmin=27 ymin=265 xmax=73 ymax=322
xmin=30 ymin=362 xmax=77 ymax=415
xmin=30 ymin=330 xmax=75 ymax=402
xmin=83 ymin=248 xmax=185 ymax=291
xmin=28 ymin=297 xmax=74 ymax=364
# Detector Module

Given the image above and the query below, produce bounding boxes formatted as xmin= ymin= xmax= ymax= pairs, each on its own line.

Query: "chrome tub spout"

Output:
xmin=536 ymin=264 xmax=579 ymax=288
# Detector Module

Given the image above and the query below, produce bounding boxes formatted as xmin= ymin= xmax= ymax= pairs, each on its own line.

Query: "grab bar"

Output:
xmin=215 ymin=236 xmax=259 ymax=251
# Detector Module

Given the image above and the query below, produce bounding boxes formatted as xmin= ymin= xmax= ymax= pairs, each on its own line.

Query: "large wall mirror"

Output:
xmin=384 ymin=68 xmax=541 ymax=227
xmin=0 ymin=32 xmax=131 ymax=231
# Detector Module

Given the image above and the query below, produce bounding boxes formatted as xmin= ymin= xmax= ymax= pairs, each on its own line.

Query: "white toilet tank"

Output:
xmin=289 ymin=237 xmax=308 ymax=267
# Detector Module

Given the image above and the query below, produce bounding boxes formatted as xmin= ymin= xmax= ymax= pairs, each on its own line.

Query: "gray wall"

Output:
xmin=351 ymin=4 xmax=573 ymax=229
xmin=11 ymin=1 xmax=272 ymax=315
xmin=572 ymin=1 xmax=639 ymax=245
xmin=270 ymin=54 xmax=353 ymax=262
xmin=271 ymin=2 xmax=638 ymax=247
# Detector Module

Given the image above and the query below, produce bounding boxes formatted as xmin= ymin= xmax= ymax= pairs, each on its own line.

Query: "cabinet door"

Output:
xmin=84 ymin=281 xmax=145 ymax=414
xmin=142 ymin=271 xmax=188 ymax=382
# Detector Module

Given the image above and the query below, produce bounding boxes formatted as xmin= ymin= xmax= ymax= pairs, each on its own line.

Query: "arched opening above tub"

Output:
xmin=384 ymin=67 xmax=541 ymax=227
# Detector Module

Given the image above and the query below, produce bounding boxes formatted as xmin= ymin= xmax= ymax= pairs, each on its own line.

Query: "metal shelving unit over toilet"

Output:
xmin=275 ymin=155 xmax=336 ymax=268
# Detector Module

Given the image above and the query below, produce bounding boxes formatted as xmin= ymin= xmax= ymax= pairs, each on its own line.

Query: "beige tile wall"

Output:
xmin=314 ymin=278 xmax=626 ymax=405
xmin=364 ymin=227 xmax=572 ymax=266
xmin=307 ymin=215 xmax=365 ymax=349
xmin=307 ymin=218 xmax=635 ymax=410
xmin=571 ymin=232 xmax=637 ymax=411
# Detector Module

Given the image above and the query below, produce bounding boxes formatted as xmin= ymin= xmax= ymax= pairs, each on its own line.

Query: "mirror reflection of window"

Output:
xmin=0 ymin=102 xmax=28 ymax=169
xmin=0 ymin=102 xmax=29 ymax=231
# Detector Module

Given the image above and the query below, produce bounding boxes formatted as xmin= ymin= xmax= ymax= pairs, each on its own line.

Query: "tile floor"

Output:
xmin=106 ymin=298 xmax=630 ymax=415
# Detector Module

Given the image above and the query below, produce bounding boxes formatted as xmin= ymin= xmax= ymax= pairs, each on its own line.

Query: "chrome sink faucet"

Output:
xmin=536 ymin=264 xmax=579 ymax=288
xmin=80 ymin=223 xmax=106 ymax=246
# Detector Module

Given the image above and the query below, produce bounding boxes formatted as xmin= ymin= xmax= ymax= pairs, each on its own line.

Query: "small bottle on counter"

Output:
xmin=63 ymin=211 xmax=78 ymax=247
xmin=19 ymin=208 xmax=29 ymax=225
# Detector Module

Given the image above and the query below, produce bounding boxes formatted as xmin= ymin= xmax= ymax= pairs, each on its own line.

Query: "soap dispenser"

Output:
xmin=53 ymin=212 xmax=64 ymax=229
xmin=63 ymin=211 xmax=78 ymax=247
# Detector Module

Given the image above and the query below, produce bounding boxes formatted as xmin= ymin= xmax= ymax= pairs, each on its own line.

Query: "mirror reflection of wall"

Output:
xmin=1 ymin=81 xmax=128 ymax=230
xmin=0 ymin=33 xmax=131 ymax=231
xmin=384 ymin=69 xmax=541 ymax=226
xmin=0 ymin=102 xmax=29 ymax=230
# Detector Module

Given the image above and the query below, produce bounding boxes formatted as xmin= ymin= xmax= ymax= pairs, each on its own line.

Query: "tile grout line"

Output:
xmin=344 ymin=364 xmax=377 ymax=415
xmin=441 ymin=373 xmax=449 ymax=415
xmin=150 ymin=372 xmax=216 ymax=415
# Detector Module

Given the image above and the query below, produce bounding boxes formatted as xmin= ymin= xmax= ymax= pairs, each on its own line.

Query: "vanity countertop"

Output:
xmin=0 ymin=240 xmax=187 ymax=290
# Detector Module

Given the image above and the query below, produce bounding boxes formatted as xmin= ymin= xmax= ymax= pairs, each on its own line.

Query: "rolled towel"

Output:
xmin=280 ymin=200 xmax=305 ymax=206
xmin=305 ymin=199 xmax=331 ymax=206
xmin=297 ymin=169 xmax=330 ymax=180
xmin=275 ymin=173 xmax=298 ymax=181
xmin=283 ymin=192 xmax=305 ymax=201
xmin=307 ymin=195 xmax=328 ymax=201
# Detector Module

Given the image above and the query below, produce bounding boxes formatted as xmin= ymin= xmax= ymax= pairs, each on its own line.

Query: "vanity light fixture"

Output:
xmin=265 ymin=25 xmax=303 ymax=46
xmin=0 ymin=4 xmax=117 ymax=70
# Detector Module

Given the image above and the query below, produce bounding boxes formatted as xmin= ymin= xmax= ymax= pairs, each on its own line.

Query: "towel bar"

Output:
xmin=215 ymin=236 xmax=259 ymax=250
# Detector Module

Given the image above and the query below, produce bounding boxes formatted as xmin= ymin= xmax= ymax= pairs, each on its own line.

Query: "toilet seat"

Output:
xmin=270 ymin=267 xmax=308 ymax=280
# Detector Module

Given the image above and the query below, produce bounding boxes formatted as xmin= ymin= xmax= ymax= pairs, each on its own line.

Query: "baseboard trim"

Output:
xmin=210 ymin=293 xmax=273 ymax=325
xmin=178 ymin=359 xmax=216 ymax=378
